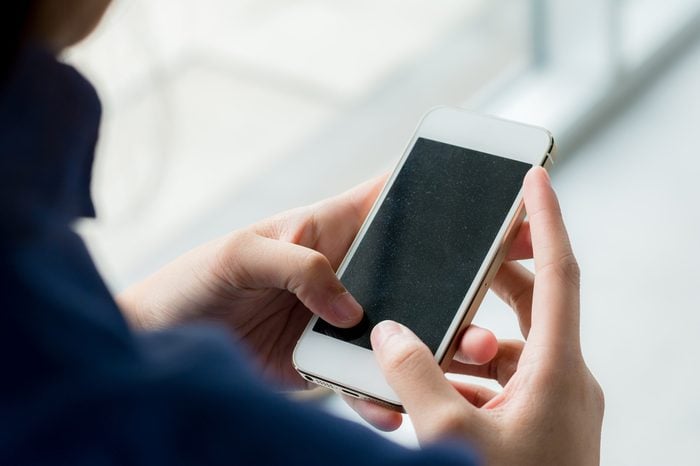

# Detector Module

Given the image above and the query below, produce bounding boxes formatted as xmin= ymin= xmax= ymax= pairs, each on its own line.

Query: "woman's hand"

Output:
xmin=371 ymin=167 xmax=604 ymax=465
xmin=118 ymin=175 xmax=501 ymax=431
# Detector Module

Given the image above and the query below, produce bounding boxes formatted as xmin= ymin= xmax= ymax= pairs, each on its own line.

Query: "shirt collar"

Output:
xmin=0 ymin=44 xmax=100 ymax=230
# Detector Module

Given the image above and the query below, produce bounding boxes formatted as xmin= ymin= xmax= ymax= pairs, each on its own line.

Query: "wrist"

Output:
xmin=116 ymin=286 xmax=147 ymax=330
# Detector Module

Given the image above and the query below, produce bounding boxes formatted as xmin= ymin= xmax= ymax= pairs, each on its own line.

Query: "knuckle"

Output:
xmin=544 ymin=360 xmax=605 ymax=417
xmin=381 ymin=338 xmax=428 ymax=375
xmin=304 ymin=210 xmax=322 ymax=247
xmin=508 ymin=285 xmax=533 ymax=317
xmin=290 ymin=251 xmax=331 ymax=294
xmin=542 ymin=252 xmax=581 ymax=287
xmin=287 ymin=208 xmax=321 ymax=246
xmin=219 ymin=230 xmax=256 ymax=284
xmin=487 ymin=361 xmax=500 ymax=384
xmin=526 ymin=203 xmax=549 ymax=224
xmin=301 ymin=251 xmax=330 ymax=277
xmin=288 ymin=250 xmax=337 ymax=302
xmin=432 ymin=407 xmax=467 ymax=436
xmin=223 ymin=228 xmax=253 ymax=253
xmin=490 ymin=341 xmax=523 ymax=386
xmin=560 ymin=253 xmax=581 ymax=285
xmin=590 ymin=377 xmax=605 ymax=414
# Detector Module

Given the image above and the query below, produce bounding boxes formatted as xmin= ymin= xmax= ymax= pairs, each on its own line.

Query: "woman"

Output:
xmin=0 ymin=1 xmax=603 ymax=464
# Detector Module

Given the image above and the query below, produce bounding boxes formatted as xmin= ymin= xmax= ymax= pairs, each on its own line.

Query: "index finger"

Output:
xmin=307 ymin=174 xmax=388 ymax=268
xmin=523 ymin=167 xmax=581 ymax=351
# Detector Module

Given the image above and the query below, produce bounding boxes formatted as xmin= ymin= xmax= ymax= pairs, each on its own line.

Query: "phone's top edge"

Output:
xmin=424 ymin=105 xmax=554 ymax=146
xmin=418 ymin=106 xmax=552 ymax=166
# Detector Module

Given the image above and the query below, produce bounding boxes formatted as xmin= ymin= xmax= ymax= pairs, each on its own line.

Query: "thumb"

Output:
xmin=223 ymin=232 xmax=363 ymax=327
xmin=372 ymin=321 xmax=478 ymax=442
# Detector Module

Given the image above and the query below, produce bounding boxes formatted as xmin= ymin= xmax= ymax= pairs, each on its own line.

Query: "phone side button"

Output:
xmin=543 ymin=155 xmax=554 ymax=170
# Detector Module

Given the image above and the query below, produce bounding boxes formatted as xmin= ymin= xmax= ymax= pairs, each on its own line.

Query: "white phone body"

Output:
xmin=293 ymin=107 xmax=555 ymax=410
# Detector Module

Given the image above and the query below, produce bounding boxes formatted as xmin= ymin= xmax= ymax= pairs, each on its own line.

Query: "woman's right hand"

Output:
xmin=371 ymin=167 xmax=604 ymax=466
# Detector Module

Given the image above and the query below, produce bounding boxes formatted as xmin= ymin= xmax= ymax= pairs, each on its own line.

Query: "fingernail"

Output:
xmin=331 ymin=292 xmax=363 ymax=324
xmin=371 ymin=320 xmax=403 ymax=349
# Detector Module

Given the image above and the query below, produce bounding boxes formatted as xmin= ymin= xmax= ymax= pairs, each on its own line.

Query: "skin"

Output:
xmin=371 ymin=168 xmax=604 ymax=464
xmin=118 ymin=175 xmax=504 ymax=430
xmin=28 ymin=0 xmax=112 ymax=52
xmin=30 ymin=1 xmax=604 ymax=459
xmin=118 ymin=169 xmax=605 ymax=457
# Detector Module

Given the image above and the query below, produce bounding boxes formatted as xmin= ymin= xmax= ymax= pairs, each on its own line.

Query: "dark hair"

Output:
xmin=1 ymin=1 xmax=36 ymax=80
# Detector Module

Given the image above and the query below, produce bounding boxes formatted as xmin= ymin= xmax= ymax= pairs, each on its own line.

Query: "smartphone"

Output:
xmin=293 ymin=107 xmax=555 ymax=410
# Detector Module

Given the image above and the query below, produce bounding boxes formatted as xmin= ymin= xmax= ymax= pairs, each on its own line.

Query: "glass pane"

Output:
xmin=621 ymin=0 xmax=700 ymax=67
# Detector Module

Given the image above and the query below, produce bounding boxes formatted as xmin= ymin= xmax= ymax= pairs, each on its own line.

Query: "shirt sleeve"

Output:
xmin=0 ymin=46 xmax=481 ymax=466
xmin=0 ymin=221 xmax=480 ymax=466
xmin=5 ymin=320 xmax=480 ymax=466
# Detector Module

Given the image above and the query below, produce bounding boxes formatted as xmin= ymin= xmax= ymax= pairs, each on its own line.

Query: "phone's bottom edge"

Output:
xmin=295 ymin=369 xmax=405 ymax=413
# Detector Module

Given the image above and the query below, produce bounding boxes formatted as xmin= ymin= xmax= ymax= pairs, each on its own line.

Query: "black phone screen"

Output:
xmin=313 ymin=137 xmax=531 ymax=354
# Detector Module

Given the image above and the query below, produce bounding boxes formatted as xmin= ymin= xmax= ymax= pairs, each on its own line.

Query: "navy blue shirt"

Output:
xmin=0 ymin=46 xmax=479 ymax=465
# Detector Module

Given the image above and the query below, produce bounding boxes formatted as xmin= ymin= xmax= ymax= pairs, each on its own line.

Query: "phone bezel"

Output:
xmin=293 ymin=107 xmax=554 ymax=408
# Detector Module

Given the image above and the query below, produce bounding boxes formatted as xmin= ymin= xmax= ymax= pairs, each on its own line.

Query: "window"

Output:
xmin=69 ymin=0 xmax=700 ymax=294
xmin=479 ymin=0 xmax=700 ymax=145
xmin=67 ymin=0 xmax=700 ymax=448
xmin=69 ymin=0 xmax=529 ymax=287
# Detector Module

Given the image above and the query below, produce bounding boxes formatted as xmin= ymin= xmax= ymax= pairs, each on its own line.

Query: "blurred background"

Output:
xmin=67 ymin=1 xmax=700 ymax=464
